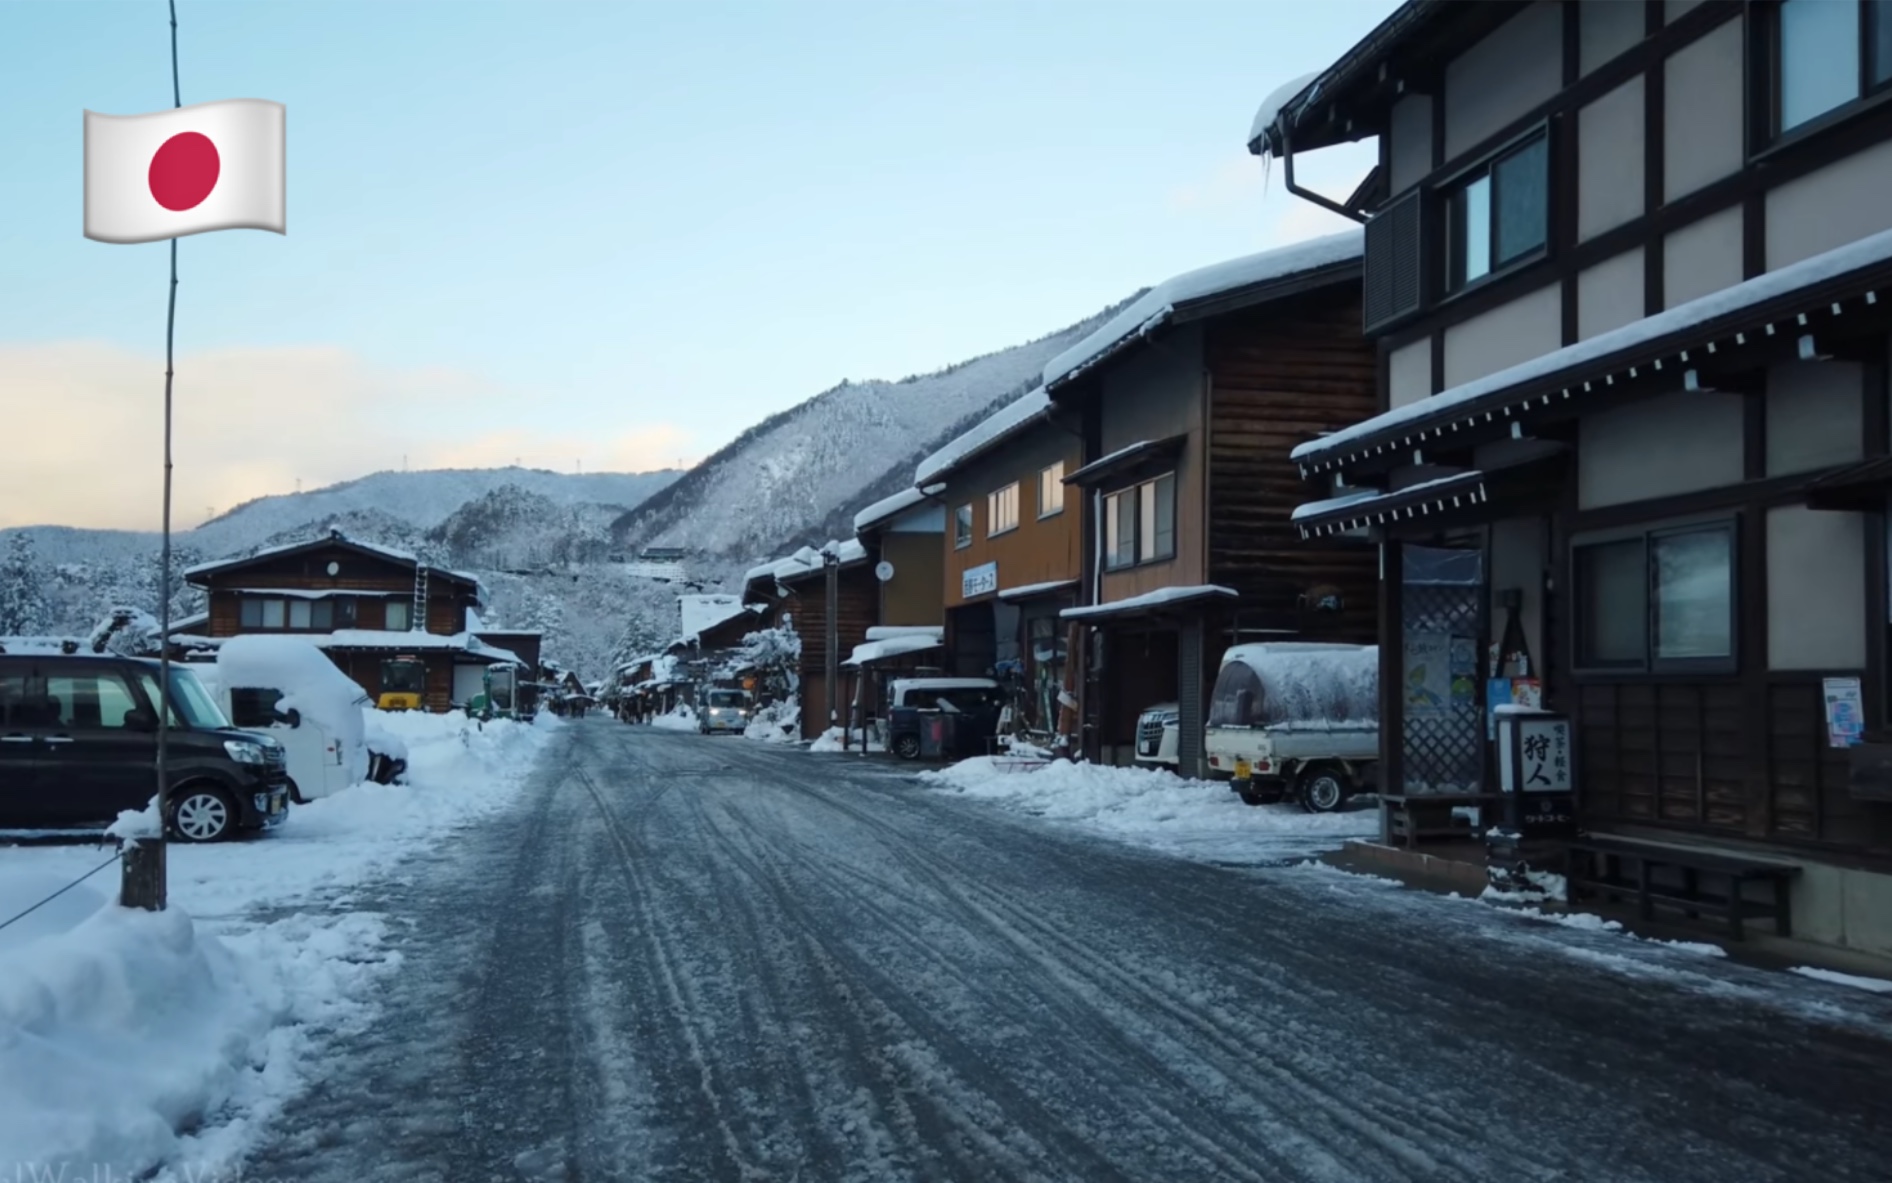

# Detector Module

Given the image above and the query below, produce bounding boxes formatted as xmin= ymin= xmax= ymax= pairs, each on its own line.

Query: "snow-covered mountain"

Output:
xmin=610 ymin=296 xmax=1139 ymax=561
xmin=189 ymin=467 xmax=680 ymax=554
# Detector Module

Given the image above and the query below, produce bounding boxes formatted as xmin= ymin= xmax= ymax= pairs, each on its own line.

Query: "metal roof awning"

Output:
xmin=1061 ymin=584 xmax=1237 ymax=624
xmin=842 ymin=634 xmax=944 ymax=668
xmin=1804 ymin=457 xmax=1892 ymax=512
xmin=997 ymin=579 xmax=1079 ymax=603
xmin=1064 ymin=435 xmax=1188 ymax=489
xmin=1292 ymin=472 xmax=1488 ymax=539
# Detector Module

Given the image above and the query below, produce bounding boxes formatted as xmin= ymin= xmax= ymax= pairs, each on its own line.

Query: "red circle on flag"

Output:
xmin=148 ymin=132 xmax=221 ymax=211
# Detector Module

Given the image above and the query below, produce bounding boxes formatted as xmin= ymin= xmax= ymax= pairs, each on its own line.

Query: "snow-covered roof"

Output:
xmin=1247 ymin=71 xmax=1323 ymax=157
xmin=1042 ymin=232 xmax=1363 ymax=392
xmin=1288 ymin=489 xmax=1382 ymax=522
xmin=166 ymin=610 xmax=211 ymax=634
xmin=1294 ymin=222 xmax=1892 ymax=467
xmin=1061 ymin=584 xmax=1237 ymax=622
xmin=229 ymin=586 xmax=403 ymax=600
xmin=185 ymin=530 xmax=482 ymax=590
xmin=311 ymin=629 xmax=524 ymax=666
xmin=679 ymin=594 xmax=748 ymax=639
xmin=852 ymin=486 xmax=929 ymax=534
xmin=864 ymin=625 xmax=943 ymax=642
xmin=743 ymin=538 xmax=869 ymax=587
xmin=1291 ymin=473 xmax=1489 ymax=538
xmin=913 ymin=386 xmax=1052 ymax=487
xmin=842 ymin=634 xmax=945 ymax=668
xmin=997 ymin=579 xmax=1079 ymax=602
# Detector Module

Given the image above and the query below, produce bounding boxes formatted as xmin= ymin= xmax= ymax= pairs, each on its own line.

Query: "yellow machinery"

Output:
xmin=377 ymin=655 xmax=427 ymax=711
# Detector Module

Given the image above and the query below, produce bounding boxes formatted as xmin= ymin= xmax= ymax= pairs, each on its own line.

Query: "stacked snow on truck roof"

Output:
xmin=1218 ymin=642 xmax=1378 ymax=728
xmin=216 ymin=634 xmax=372 ymax=758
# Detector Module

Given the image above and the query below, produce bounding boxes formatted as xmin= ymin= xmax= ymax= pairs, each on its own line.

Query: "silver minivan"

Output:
xmin=698 ymin=688 xmax=752 ymax=734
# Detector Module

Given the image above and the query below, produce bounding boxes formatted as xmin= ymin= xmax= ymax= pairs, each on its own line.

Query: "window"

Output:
xmin=289 ymin=599 xmax=312 ymax=629
xmin=386 ymin=600 xmax=411 ymax=631
xmin=954 ymin=504 xmax=973 ymax=549
xmin=311 ymin=600 xmax=335 ymax=630
xmin=262 ymin=598 xmax=286 ymax=629
xmin=45 ymin=672 xmax=141 ymax=729
xmin=987 ymin=482 xmax=1020 ymax=537
xmin=1038 ymin=462 xmax=1065 ymax=518
xmin=332 ymin=597 xmax=356 ymax=628
xmin=1575 ymin=522 xmax=1736 ymax=671
xmin=1775 ymin=0 xmax=1892 ymax=134
xmin=1104 ymin=472 xmax=1177 ymax=570
xmin=228 ymin=687 xmax=285 ymax=728
xmin=1445 ymin=131 xmax=1548 ymax=292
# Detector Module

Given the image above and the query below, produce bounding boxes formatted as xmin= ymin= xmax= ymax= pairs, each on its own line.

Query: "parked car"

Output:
xmin=884 ymin=677 xmax=1005 ymax=760
xmin=1203 ymin=642 xmax=1379 ymax=813
xmin=0 ymin=651 xmax=290 ymax=841
xmin=1133 ymin=702 xmax=1181 ymax=767
xmin=698 ymin=688 xmax=752 ymax=735
xmin=200 ymin=635 xmax=406 ymax=804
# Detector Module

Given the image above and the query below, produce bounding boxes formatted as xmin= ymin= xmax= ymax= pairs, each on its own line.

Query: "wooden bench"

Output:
xmin=1379 ymin=793 xmax=1499 ymax=850
xmin=1565 ymin=835 xmax=1800 ymax=940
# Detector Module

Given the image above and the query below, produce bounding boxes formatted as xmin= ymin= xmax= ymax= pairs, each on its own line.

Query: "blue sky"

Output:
xmin=0 ymin=0 xmax=1392 ymax=529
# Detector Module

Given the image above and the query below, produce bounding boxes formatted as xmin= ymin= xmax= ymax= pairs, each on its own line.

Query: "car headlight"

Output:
xmin=225 ymin=738 xmax=268 ymax=765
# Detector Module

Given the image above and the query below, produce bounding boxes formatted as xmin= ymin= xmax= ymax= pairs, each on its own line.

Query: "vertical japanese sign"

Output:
xmin=1516 ymin=718 xmax=1571 ymax=792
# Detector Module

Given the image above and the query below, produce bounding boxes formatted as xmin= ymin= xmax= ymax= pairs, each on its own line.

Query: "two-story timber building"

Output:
xmin=1255 ymin=0 xmax=1892 ymax=955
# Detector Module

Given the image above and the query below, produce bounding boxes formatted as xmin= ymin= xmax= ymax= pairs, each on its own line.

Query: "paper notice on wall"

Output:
xmin=1823 ymin=676 xmax=1865 ymax=749
xmin=1404 ymin=631 xmax=1452 ymax=719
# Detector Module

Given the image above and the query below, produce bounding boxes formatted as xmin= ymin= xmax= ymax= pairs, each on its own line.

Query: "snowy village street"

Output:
xmin=222 ymin=719 xmax=1892 ymax=1183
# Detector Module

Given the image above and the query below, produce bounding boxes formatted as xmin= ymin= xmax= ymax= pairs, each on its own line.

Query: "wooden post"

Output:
xmin=1378 ymin=538 xmax=1405 ymax=840
xmin=120 ymin=838 xmax=166 ymax=912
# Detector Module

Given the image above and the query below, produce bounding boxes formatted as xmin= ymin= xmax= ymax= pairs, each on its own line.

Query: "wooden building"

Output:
xmin=911 ymin=387 xmax=1086 ymax=744
xmin=741 ymin=540 xmax=876 ymax=741
xmin=1259 ymin=0 xmax=1892 ymax=954
xmin=1045 ymin=239 xmax=1381 ymax=773
xmin=184 ymin=529 xmax=531 ymax=713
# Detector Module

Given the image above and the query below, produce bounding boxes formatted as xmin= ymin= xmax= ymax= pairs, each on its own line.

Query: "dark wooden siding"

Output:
xmin=782 ymin=564 xmax=877 ymax=739
xmin=1206 ymin=289 xmax=1379 ymax=644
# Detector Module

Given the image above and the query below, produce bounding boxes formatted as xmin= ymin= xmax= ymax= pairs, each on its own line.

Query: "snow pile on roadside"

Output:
xmin=921 ymin=757 xmax=1373 ymax=863
xmin=744 ymin=701 xmax=800 ymax=743
xmin=809 ymin=726 xmax=884 ymax=753
xmin=0 ymin=901 xmax=391 ymax=1176
xmin=0 ymin=708 xmax=551 ymax=1180
xmin=651 ymin=705 xmax=699 ymax=732
xmin=1792 ymin=965 xmax=1892 ymax=994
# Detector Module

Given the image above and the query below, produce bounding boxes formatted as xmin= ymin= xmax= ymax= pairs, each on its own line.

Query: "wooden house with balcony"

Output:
xmin=184 ymin=529 xmax=530 ymax=713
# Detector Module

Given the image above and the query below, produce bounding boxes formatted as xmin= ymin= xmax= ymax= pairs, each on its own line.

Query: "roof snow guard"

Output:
xmin=1292 ymin=472 xmax=1488 ymax=539
xmin=1294 ymin=225 xmax=1892 ymax=477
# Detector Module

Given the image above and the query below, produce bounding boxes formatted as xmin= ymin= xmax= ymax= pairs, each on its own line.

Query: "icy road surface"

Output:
xmin=240 ymin=720 xmax=1892 ymax=1183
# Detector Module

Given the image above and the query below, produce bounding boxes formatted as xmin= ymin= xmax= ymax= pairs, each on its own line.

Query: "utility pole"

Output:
xmin=824 ymin=547 xmax=839 ymax=736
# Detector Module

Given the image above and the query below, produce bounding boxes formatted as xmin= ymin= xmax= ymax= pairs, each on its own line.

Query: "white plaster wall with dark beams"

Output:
xmin=1577 ymin=248 xmax=1644 ymax=341
xmin=1663 ymin=204 xmax=1745 ymax=310
xmin=1766 ymin=361 xmax=1866 ymax=477
xmin=1766 ymin=505 xmax=1867 ymax=671
xmin=1442 ymin=0 xmax=1563 ymax=159
xmin=1577 ymin=77 xmax=1645 ymax=242
xmin=1576 ymin=389 xmax=1744 ymax=510
xmin=1579 ymin=0 xmax=1642 ymax=77
xmin=1388 ymin=338 xmax=1432 ymax=408
xmin=1662 ymin=15 xmax=1745 ymax=203
xmin=1387 ymin=93 xmax=1433 ymax=198
xmin=1767 ymin=137 xmax=1892 ymax=269
xmin=1442 ymin=283 xmax=1561 ymax=388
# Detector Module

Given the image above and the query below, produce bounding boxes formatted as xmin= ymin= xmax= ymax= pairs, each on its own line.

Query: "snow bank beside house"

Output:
xmin=921 ymin=758 xmax=1372 ymax=864
xmin=809 ymin=726 xmax=884 ymax=753
xmin=744 ymin=702 xmax=800 ymax=743
xmin=0 ymin=708 xmax=551 ymax=1180
xmin=1792 ymin=966 xmax=1892 ymax=994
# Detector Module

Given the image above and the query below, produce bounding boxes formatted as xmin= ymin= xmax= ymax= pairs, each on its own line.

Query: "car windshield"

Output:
xmin=708 ymin=691 xmax=745 ymax=708
xmin=139 ymin=667 xmax=233 ymax=730
xmin=382 ymin=660 xmax=427 ymax=693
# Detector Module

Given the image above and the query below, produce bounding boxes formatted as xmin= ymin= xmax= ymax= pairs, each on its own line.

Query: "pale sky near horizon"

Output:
xmin=0 ymin=0 xmax=1393 ymax=531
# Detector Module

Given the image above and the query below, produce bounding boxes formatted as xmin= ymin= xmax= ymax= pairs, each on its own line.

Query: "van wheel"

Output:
xmin=169 ymin=786 xmax=237 ymax=843
xmin=892 ymin=734 xmax=922 ymax=761
xmin=1298 ymin=763 xmax=1351 ymax=814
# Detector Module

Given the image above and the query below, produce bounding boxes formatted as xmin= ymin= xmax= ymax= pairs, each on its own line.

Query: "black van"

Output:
xmin=0 ymin=651 xmax=290 ymax=841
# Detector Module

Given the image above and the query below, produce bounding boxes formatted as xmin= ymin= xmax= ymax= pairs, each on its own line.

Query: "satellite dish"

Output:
xmin=326 ymin=561 xmax=341 ymax=576
xmin=875 ymin=560 xmax=895 ymax=583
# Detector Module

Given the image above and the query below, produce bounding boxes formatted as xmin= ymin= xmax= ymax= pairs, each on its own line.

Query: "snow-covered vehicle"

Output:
xmin=1204 ymin=642 xmax=1378 ymax=813
xmin=205 ymin=635 xmax=407 ymax=803
xmin=698 ymin=688 xmax=751 ymax=734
